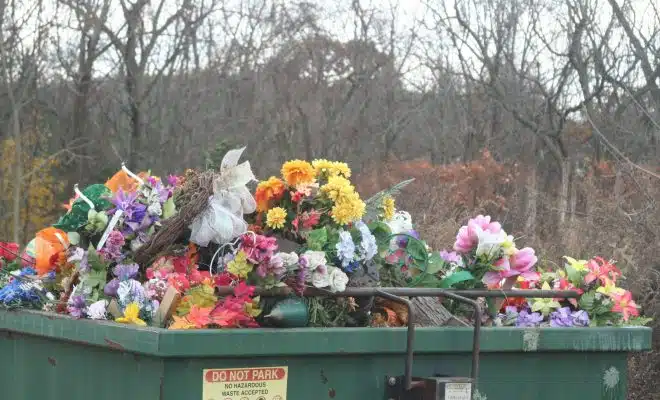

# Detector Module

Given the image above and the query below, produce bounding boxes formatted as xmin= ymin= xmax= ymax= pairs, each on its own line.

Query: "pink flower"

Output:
xmin=453 ymin=215 xmax=502 ymax=253
xmin=510 ymin=247 xmax=540 ymax=281
xmin=481 ymin=248 xmax=539 ymax=288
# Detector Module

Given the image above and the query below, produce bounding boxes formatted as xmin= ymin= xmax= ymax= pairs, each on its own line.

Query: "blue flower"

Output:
xmin=335 ymin=230 xmax=356 ymax=268
xmin=356 ymin=221 xmax=377 ymax=261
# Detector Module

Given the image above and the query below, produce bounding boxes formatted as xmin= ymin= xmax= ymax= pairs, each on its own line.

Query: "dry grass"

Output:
xmin=356 ymin=158 xmax=660 ymax=399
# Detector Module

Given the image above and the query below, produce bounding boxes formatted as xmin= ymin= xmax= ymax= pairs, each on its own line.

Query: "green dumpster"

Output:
xmin=0 ymin=309 xmax=651 ymax=400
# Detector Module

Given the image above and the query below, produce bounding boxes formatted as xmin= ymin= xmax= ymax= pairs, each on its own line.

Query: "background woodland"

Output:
xmin=0 ymin=0 xmax=658 ymax=397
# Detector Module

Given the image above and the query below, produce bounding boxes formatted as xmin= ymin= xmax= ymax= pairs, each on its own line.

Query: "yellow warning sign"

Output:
xmin=203 ymin=366 xmax=288 ymax=400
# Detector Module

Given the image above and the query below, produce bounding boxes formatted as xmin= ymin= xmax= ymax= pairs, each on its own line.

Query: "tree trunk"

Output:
xmin=558 ymin=158 xmax=571 ymax=227
xmin=11 ymin=108 xmax=21 ymax=244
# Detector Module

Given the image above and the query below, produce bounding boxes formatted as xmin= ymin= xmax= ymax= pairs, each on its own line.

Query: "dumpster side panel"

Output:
xmin=162 ymin=351 xmax=628 ymax=400
xmin=0 ymin=330 xmax=164 ymax=400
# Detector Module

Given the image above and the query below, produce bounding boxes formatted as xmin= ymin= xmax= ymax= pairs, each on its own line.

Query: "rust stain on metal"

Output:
xmin=328 ymin=388 xmax=336 ymax=398
xmin=47 ymin=357 xmax=57 ymax=366
xmin=104 ymin=338 xmax=125 ymax=351
xmin=320 ymin=369 xmax=328 ymax=384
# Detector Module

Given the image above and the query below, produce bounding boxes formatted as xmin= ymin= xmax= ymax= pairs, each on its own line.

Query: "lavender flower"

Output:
xmin=440 ymin=250 xmax=462 ymax=264
xmin=550 ymin=307 xmax=574 ymax=327
xmin=87 ymin=300 xmax=108 ymax=320
xmin=515 ymin=309 xmax=544 ymax=327
xmin=572 ymin=310 xmax=590 ymax=327
xmin=113 ymin=263 xmax=139 ymax=280
xmin=67 ymin=295 xmax=87 ymax=318
xmin=336 ymin=231 xmax=356 ymax=269
xmin=116 ymin=279 xmax=147 ymax=307
xmin=104 ymin=278 xmax=120 ymax=297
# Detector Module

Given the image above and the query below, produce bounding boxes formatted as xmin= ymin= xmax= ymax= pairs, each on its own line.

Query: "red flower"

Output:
xmin=291 ymin=191 xmax=305 ymax=203
xmin=214 ymin=272 xmax=238 ymax=287
xmin=0 ymin=242 xmax=19 ymax=262
xmin=585 ymin=257 xmax=621 ymax=286
xmin=611 ymin=291 xmax=639 ymax=321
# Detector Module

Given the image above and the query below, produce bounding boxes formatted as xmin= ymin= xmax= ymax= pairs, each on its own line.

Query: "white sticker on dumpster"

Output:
xmin=444 ymin=382 xmax=472 ymax=400
xmin=203 ymin=366 xmax=288 ymax=400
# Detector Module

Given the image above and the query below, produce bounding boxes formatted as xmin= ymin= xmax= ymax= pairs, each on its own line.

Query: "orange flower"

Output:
xmin=255 ymin=177 xmax=286 ymax=212
xmin=281 ymin=160 xmax=315 ymax=187
xmin=35 ymin=227 xmax=69 ymax=275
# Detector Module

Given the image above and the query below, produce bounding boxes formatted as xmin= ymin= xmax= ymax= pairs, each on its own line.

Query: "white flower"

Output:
xmin=311 ymin=265 xmax=330 ymax=288
xmin=327 ymin=266 xmax=349 ymax=292
xmin=87 ymin=300 xmax=108 ymax=320
xmin=302 ymin=250 xmax=327 ymax=271
xmin=385 ymin=211 xmax=413 ymax=234
xmin=147 ymin=202 xmax=162 ymax=216
xmin=475 ymin=227 xmax=510 ymax=259
xmin=278 ymin=252 xmax=299 ymax=267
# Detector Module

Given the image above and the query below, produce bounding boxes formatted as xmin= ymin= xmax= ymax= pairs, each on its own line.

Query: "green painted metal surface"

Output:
xmin=0 ymin=309 xmax=651 ymax=400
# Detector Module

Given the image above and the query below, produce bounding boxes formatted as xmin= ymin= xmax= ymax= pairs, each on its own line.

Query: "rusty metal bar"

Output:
xmin=374 ymin=289 xmax=416 ymax=391
xmin=437 ymin=291 xmax=481 ymax=385
xmin=216 ymin=286 xmax=580 ymax=299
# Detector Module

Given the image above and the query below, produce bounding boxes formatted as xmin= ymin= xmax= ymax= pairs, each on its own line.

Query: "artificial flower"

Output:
xmin=336 ymin=231 xmax=356 ymax=269
xmin=187 ymin=305 xmax=213 ymax=328
xmin=300 ymin=250 xmax=327 ymax=271
xmin=564 ymin=256 xmax=588 ymax=271
xmin=611 ymin=291 xmax=639 ymax=321
xmin=515 ymin=309 xmax=544 ymax=327
xmin=320 ymin=175 xmax=354 ymax=202
xmin=116 ymin=302 xmax=146 ymax=326
xmin=312 ymin=159 xmax=352 ymax=178
xmin=385 ymin=211 xmax=413 ymax=235
xmin=380 ymin=196 xmax=395 ymax=221
xmin=311 ymin=265 xmax=330 ymax=288
xmin=281 ymin=160 xmax=316 ymax=186
xmin=585 ymin=257 xmax=621 ymax=286
xmin=331 ymin=192 xmax=365 ymax=225
xmin=87 ymin=300 xmax=109 ymax=320
xmin=0 ymin=242 xmax=19 ymax=262
xmin=327 ymin=266 xmax=349 ymax=292
xmin=240 ymin=234 xmax=278 ymax=264
xmin=266 ymin=207 xmax=287 ymax=229
xmin=169 ymin=315 xmax=196 ymax=330
xmin=474 ymin=227 xmax=510 ymax=259
xmin=226 ymin=251 xmax=253 ymax=279
xmin=453 ymin=215 xmax=501 ymax=254
xmin=530 ymin=282 xmax=561 ymax=316
xmin=596 ymin=280 xmax=625 ymax=297
xmin=255 ymin=177 xmax=286 ymax=212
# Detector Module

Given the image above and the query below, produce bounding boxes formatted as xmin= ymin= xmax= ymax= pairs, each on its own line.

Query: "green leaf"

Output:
xmin=426 ymin=252 xmax=446 ymax=274
xmin=162 ymin=197 xmax=176 ymax=219
xmin=405 ymin=237 xmax=427 ymax=265
xmin=307 ymin=227 xmax=328 ymax=251
xmin=565 ymin=265 xmax=582 ymax=285
xmin=368 ymin=221 xmax=392 ymax=251
xmin=87 ymin=245 xmax=109 ymax=272
xmin=439 ymin=270 xmax=475 ymax=288
xmin=578 ymin=291 xmax=596 ymax=311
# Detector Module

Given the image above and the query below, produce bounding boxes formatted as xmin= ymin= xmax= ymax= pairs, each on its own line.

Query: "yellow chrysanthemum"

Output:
xmin=226 ymin=250 xmax=253 ymax=279
xmin=312 ymin=159 xmax=352 ymax=178
xmin=266 ymin=207 xmax=287 ymax=229
xmin=381 ymin=196 xmax=395 ymax=220
xmin=281 ymin=160 xmax=316 ymax=186
xmin=320 ymin=175 xmax=355 ymax=202
xmin=331 ymin=192 xmax=366 ymax=225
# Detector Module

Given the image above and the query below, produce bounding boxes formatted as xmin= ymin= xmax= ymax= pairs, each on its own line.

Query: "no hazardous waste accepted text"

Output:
xmin=203 ymin=366 xmax=288 ymax=400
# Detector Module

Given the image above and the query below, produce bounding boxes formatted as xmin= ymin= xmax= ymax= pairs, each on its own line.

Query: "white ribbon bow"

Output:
xmin=189 ymin=147 xmax=257 ymax=247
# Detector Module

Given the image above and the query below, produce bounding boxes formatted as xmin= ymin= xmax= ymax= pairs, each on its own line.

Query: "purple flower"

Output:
xmin=113 ymin=263 xmax=139 ymax=280
xmin=104 ymin=278 xmax=120 ymax=297
xmin=516 ymin=309 xmax=544 ymax=327
xmin=98 ymin=230 xmax=125 ymax=262
xmin=440 ymin=250 xmax=462 ymax=264
xmin=396 ymin=230 xmax=420 ymax=247
xmin=167 ymin=175 xmax=179 ymax=187
xmin=67 ymin=295 xmax=87 ymax=318
xmin=550 ymin=307 xmax=574 ymax=327
xmin=572 ymin=310 xmax=590 ymax=327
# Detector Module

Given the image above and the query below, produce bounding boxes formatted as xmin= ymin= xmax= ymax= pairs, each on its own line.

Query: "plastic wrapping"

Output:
xmin=189 ymin=147 xmax=257 ymax=247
